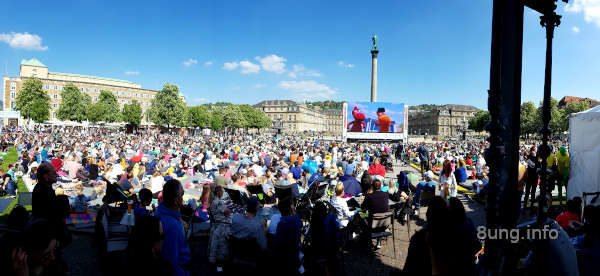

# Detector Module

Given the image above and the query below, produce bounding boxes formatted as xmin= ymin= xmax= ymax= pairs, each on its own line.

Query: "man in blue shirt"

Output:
xmin=412 ymin=171 xmax=437 ymax=209
xmin=339 ymin=173 xmax=362 ymax=196
xmin=344 ymin=158 xmax=356 ymax=176
xmin=230 ymin=197 xmax=267 ymax=250
xmin=154 ymin=179 xmax=191 ymax=276
xmin=290 ymin=162 xmax=302 ymax=180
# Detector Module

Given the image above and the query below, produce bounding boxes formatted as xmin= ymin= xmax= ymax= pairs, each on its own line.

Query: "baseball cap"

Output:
xmin=425 ymin=171 xmax=434 ymax=179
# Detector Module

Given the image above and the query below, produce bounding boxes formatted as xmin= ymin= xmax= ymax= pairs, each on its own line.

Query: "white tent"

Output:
xmin=568 ymin=105 xmax=600 ymax=204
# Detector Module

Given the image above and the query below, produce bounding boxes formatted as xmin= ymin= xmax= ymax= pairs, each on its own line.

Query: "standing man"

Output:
xmin=523 ymin=148 xmax=539 ymax=211
xmin=417 ymin=143 xmax=429 ymax=173
xmin=155 ymin=179 xmax=191 ymax=276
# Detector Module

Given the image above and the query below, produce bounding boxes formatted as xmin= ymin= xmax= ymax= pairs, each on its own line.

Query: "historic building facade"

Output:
xmin=2 ymin=58 xmax=158 ymax=125
xmin=254 ymin=100 xmax=343 ymax=135
xmin=408 ymin=104 xmax=479 ymax=137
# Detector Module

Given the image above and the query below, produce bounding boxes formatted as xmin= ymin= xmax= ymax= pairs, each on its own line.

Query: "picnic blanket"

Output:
xmin=65 ymin=211 xmax=96 ymax=227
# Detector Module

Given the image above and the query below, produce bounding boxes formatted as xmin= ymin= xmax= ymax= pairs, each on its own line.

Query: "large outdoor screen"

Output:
xmin=343 ymin=101 xmax=408 ymax=140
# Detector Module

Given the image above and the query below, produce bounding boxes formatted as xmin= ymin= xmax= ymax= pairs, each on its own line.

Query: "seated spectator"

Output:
xmin=273 ymin=199 xmax=303 ymax=276
xmin=330 ymin=182 xmax=355 ymax=227
xmin=367 ymin=158 xmax=386 ymax=178
xmin=150 ymin=171 xmax=164 ymax=195
xmin=361 ymin=179 xmax=389 ymax=215
xmin=339 ymin=172 xmax=362 ymax=197
xmin=69 ymin=183 xmax=97 ymax=213
xmin=1 ymin=168 xmax=16 ymax=196
xmin=129 ymin=216 xmax=172 ymax=275
xmin=230 ymin=196 xmax=267 ymax=250
xmin=360 ymin=171 xmax=373 ymax=194
xmin=556 ymin=198 xmax=583 ymax=235
xmin=134 ymin=188 xmax=154 ymax=221
xmin=455 ymin=159 xmax=468 ymax=184
xmin=412 ymin=171 xmax=438 ymax=210
xmin=308 ymin=200 xmax=340 ymax=275
xmin=154 ymin=179 xmax=191 ymax=276
xmin=571 ymin=205 xmax=600 ymax=276
xmin=208 ymin=186 xmax=231 ymax=272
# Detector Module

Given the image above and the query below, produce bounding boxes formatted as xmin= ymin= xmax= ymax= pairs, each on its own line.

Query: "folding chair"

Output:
xmin=369 ymin=211 xmax=396 ymax=258
xmin=247 ymin=185 xmax=267 ymax=204
xmin=229 ymin=236 xmax=261 ymax=272
xmin=224 ymin=187 xmax=247 ymax=207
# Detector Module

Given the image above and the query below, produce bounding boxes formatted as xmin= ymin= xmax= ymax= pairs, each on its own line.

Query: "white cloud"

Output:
xmin=204 ymin=61 xmax=213 ymax=67
xmin=256 ymin=54 xmax=286 ymax=74
xmin=124 ymin=71 xmax=140 ymax=76
xmin=565 ymin=0 xmax=600 ymax=27
xmin=182 ymin=58 xmax=198 ymax=67
xmin=223 ymin=62 xmax=239 ymax=71
xmin=337 ymin=61 xmax=355 ymax=69
xmin=288 ymin=64 xmax=322 ymax=78
xmin=255 ymin=83 xmax=266 ymax=88
xmin=0 ymin=32 xmax=48 ymax=51
xmin=278 ymin=80 xmax=337 ymax=100
xmin=572 ymin=26 xmax=581 ymax=33
xmin=239 ymin=60 xmax=261 ymax=74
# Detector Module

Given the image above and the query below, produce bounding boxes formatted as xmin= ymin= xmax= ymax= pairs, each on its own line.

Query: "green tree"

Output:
xmin=188 ymin=106 xmax=211 ymax=128
xmin=536 ymin=97 xmax=564 ymax=134
xmin=122 ymin=100 xmax=143 ymax=126
xmin=148 ymin=83 xmax=187 ymax=128
xmin=90 ymin=90 xmax=121 ymax=123
xmin=239 ymin=104 xmax=264 ymax=129
xmin=14 ymin=78 xmax=50 ymax=123
xmin=57 ymin=83 xmax=88 ymax=122
xmin=468 ymin=110 xmax=490 ymax=132
xmin=520 ymin=101 xmax=538 ymax=137
xmin=220 ymin=105 xmax=246 ymax=131
xmin=210 ymin=112 xmax=223 ymax=130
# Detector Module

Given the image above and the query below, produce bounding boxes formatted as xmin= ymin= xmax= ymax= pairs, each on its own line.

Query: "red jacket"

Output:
xmin=368 ymin=163 xmax=386 ymax=177
xmin=51 ymin=158 xmax=63 ymax=171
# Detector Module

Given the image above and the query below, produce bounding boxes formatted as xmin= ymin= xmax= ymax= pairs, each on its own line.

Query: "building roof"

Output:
xmin=254 ymin=100 xmax=299 ymax=107
xmin=438 ymin=104 xmax=479 ymax=111
xmin=558 ymin=96 xmax=599 ymax=108
xmin=50 ymin=71 xmax=137 ymax=85
xmin=20 ymin=58 xmax=47 ymax=67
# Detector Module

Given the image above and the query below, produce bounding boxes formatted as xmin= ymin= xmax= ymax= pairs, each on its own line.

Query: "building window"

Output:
xmin=80 ymin=88 xmax=84 ymax=92
xmin=53 ymin=94 xmax=58 ymax=99
xmin=10 ymin=82 xmax=16 ymax=91
xmin=53 ymin=103 xmax=58 ymax=108
xmin=11 ymin=102 xmax=16 ymax=110
xmin=10 ymin=92 xmax=16 ymax=99
xmin=44 ymin=84 xmax=49 ymax=90
xmin=93 ymin=97 xmax=98 ymax=102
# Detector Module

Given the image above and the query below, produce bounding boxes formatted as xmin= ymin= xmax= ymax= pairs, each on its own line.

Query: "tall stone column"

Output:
xmin=370 ymin=49 xmax=379 ymax=102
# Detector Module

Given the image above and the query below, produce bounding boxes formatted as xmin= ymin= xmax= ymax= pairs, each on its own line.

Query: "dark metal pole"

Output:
xmin=537 ymin=8 xmax=561 ymax=224
xmin=485 ymin=0 xmax=524 ymax=274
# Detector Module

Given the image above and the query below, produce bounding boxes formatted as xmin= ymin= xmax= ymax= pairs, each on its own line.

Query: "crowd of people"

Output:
xmin=0 ymin=126 xmax=597 ymax=275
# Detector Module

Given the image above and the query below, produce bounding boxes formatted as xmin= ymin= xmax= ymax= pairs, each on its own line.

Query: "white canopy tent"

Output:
xmin=568 ymin=105 xmax=600 ymax=204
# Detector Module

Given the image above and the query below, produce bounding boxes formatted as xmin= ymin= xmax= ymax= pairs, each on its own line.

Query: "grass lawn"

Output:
xmin=0 ymin=147 xmax=31 ymax=219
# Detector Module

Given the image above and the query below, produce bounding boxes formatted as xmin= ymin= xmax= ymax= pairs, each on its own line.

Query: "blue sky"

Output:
xmin=1 ymin=0 xmax=599 ymax=109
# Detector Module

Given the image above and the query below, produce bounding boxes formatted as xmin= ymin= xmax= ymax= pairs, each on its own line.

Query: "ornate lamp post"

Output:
xmin=485 ymin=0 xmax=567 ymax=273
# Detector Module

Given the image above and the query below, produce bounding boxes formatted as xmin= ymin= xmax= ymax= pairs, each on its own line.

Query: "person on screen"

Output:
xmin=374 ymin=107 xmax=391 ymax=133
xmin=347 ymin=106 xmax=366 ymax=132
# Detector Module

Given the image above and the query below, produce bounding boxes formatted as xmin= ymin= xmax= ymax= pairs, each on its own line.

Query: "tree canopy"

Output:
xmin=187 ymin=105 xmax=211 ymax=128
xmin=14 ymin=78 xmax=50 ymax=123
xmin=468 ymin=110 xmax=490 ymax=132
xmin=122 ymin=100 xmax=143 ymax=126
xmin=57 ymin=83 xmax=88 ymax=122
xmin=148 ymin=83 xmax=187 ymax=128
xmin=239 ymin=104 xmax=271 ymax=129
xmin=88 ymin=90 xmax=121 ymax=123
